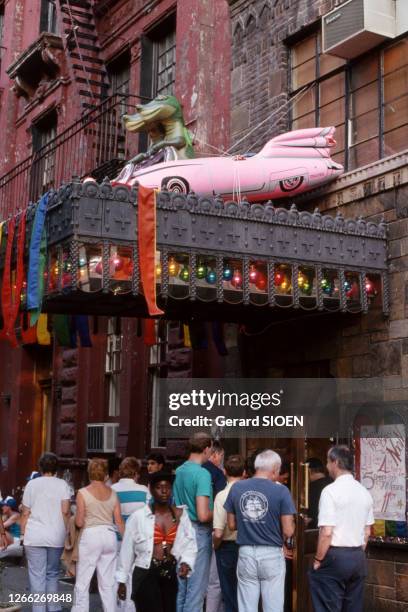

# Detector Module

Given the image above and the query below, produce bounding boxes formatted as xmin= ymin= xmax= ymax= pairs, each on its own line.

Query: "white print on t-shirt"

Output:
xmin=240 ymin=491 xmax=269 ymax=521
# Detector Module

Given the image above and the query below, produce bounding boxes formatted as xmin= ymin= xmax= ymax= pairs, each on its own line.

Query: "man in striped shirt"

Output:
xmin=112 ymin=456 xmax=150 ymax=612
xmin=112 ymin=457 xmax=150 ymax=523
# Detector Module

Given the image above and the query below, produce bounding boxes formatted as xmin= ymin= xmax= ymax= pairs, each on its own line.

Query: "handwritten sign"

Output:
xmin=360 ymin=425 xmax=406 ymax=521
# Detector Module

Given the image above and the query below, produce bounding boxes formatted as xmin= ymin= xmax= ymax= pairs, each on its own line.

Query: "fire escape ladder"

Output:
xmin=58 ymin=0 xmax=109 ymax=112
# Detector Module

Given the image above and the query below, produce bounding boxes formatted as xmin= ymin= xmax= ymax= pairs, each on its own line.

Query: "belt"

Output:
xmin=330 ymin=546 xmax=363 ymax=551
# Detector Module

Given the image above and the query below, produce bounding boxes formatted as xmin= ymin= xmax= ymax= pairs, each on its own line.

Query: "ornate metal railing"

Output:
xmin=36 ymin=180 xmax=389 ymax=321
xmin=0 ymin=93 xmax=140 ymax=219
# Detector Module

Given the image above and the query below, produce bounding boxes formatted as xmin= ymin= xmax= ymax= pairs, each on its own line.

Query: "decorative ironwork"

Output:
xmin=0 ymin=181 xmax=388 ymax=320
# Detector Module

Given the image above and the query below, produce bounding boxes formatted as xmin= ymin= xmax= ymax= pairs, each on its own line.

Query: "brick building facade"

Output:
xmin=0 ymin=0 xmax=231 ymax=494
xmin=228 ymin=0 xmax=408 ymax=609
xmin=0 ymin=0 xmax=408 ymax=609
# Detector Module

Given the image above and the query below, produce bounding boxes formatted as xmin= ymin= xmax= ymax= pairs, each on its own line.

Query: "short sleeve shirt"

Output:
xmin=213 ymin=481 xmax=237 ymax=541
xmin=173 ymin=461 xmax=213 ymax=522
xmin=23 ymin=476 xmax=71 ymax=547
xmin=318 ymin=474 xmax=374 ymax=546
xmin=224 ymin=477 xmax=296 ymax=547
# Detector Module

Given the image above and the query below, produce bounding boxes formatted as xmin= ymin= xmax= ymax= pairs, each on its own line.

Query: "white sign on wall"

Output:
xmin=360 ymin=424 xmax=406 ymax=522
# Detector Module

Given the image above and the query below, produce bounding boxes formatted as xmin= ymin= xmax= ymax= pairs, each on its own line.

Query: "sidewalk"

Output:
xmin=0 ymin=561 xmax=103 ymax=611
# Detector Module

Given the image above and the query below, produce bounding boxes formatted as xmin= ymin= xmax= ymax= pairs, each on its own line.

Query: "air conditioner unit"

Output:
xmin=322 ymin=0 xmax=398 ymax=59
xmin=87 ymin=423 xmax=119 ymax=453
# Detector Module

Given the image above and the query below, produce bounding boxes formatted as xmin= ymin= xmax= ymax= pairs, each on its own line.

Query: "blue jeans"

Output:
xmin=25 ymin=546 xmax=63 ymax=612
xmin=177 ymin=522 xmax=212 ymax=612
xmin=215 ymin=541 xmax=239 ymax=612
xmin=237 ymin=545 xmax=285 ymax=612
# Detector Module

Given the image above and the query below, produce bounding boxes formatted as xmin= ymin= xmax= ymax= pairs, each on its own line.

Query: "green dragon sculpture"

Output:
xmin=123 ymin=94 xmax=194 ymax=164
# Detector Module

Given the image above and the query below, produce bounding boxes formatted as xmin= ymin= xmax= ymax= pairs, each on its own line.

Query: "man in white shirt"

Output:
xmin=308 ymin=445 xmax=374 ymax=612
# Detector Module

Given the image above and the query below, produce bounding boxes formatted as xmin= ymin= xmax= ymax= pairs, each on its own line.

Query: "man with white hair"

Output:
xmin=224 ymin=450 xmax=295 ymax=612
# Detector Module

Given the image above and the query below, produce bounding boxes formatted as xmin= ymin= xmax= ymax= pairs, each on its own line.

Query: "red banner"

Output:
xmin=138 ymin=185 xmax=164 ymax=317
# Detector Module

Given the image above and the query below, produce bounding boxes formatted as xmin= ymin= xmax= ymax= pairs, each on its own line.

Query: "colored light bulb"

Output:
xmin=231 ymin=269 xmax=242 ymax=288
xmin=366 ymin=280 xmax=375 ymax=295
xmin=298 ymin=273 xmax=305 ymax=287
xmin=206 ymin=268 xmax=216 ymax=284
xmin=168 ymin=257 xmax=179 ymax=277
xmin=249 ymin=265 xmax=258 ymax=284
xmin=79 ymin=257 xmax=86 ymax=266
xmin=275 ymin=271 xmax=284 ymax=286
xmin=256 ymin=274 xmax=267 ymax=291
xmin=223 ymin=266 xmax=233 ymax=281
xmin=112 ymin=256 xmax=123 ymax=271
xmin=179 ymin=265 xmax=190 ymax=282
xmin=197 ymin=263 xmax=207 ymax=279
xmin=156 ymin=264 xmax=162 ymax=277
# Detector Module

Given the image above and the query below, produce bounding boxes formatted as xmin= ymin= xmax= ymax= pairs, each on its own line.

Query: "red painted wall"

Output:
xmin=0 ymin=0 xmax=231 ymax=493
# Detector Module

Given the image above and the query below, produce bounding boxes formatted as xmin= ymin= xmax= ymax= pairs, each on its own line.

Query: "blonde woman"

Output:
xmin=72 ymin=458 xmax=124 ymax=612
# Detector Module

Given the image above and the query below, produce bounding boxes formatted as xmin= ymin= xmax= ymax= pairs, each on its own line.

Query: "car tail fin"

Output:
xmin=265 ymin=127 xmax=336 ymax=149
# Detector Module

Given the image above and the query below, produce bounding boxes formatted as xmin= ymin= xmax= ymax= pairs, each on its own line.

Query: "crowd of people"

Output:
xmin=0 ymin=437 xmax=374 ymax=612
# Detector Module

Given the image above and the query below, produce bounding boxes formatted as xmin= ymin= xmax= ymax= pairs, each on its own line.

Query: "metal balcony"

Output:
xmin=33 ymin=179 xmax=389 ymax=322
xmin=0 ymin=93 xmax=140 ymax=219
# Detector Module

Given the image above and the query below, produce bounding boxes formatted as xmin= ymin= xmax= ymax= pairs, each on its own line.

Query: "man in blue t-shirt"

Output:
xmin=174 ymin=432 xmax=213 ymax=612
xmin=224 ymin=450 xmax=296 ymax=612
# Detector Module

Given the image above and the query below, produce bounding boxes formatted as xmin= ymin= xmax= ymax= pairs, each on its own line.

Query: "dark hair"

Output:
xmin=119 ymin=457 xmax=141 ymax=478
xmin=147 ymin=452 xmax=165 ymax=466
xmin=108 ymin=456 xmax=121 ymax=477
xmin=280 ymin=461 xmax=290 ymax=475
xmin=245 ymin=448 xmax=265 ymax=478
xmin=328 ymin=446 xmax=354 ymax=472
xmin=308 ymin=457 xmax=325 ymax=473
xmin=149 ymin=471 xmax=174 ymax=488
xmin=38 ymin=452 xmax=58 ymax=475
xmin=210 ymin=440 xmax=224 ymax=456
xmin=187 ymin=433 xmax=212 ymax=454
xmin=224 ymin=455 xmax=245 ymax=477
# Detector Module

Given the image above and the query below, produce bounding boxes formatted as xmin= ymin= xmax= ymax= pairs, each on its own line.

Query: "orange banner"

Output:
xmin=138 ymin=185 xmax=164 ymax=316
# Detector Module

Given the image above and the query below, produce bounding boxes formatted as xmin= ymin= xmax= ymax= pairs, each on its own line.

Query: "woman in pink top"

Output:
xmin=72 ymin=458 xmax=124 ymax=612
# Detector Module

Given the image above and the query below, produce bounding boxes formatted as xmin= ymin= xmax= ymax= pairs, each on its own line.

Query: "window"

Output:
xmin=105 ymin=318 xmax=122 ymax=417
xmin=40 ymin=0 xmax=58 ymax=35
xmin=139 ymin=15 xmax=176 ymax=151
xmin=107 ymin=50 xmax=130 ymax=97
xmin=154 ymin=29 xmax=176 ymax=96
xmin=140 ymin=15 xmax=176 ymax=99
xmin=30 ymin=109 xmax=57 ymax=199
xmin=290 ymin=34 xmax=408 ymax=170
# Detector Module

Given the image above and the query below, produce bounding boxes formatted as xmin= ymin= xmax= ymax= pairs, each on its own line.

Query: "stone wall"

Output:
xmin=228 ymin=0 xmax=349 ymax=152
xmin=228 ymin=1 xmax=408 ymax=610
xmin=366 ymin=546 xmax=408 ymax=611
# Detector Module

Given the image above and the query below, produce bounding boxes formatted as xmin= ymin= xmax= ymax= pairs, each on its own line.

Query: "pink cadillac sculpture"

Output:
xmin=88 ymin=95 xmax=344 ymax=201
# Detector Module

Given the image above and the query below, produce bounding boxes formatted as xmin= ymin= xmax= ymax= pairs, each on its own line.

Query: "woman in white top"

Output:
xmin=116 ymin=472 xmax=197 ymax=612
xmin=21 ymin=452 xmax=71 ymax=612
xmin=72 ymin=458 xmax=124 ymax=612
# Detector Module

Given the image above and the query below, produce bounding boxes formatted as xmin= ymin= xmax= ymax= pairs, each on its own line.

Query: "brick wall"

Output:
xmin=228 ymin=2 xmax=408 ymax=610
xmin=228 ymin=0 xmax=348 ymax=152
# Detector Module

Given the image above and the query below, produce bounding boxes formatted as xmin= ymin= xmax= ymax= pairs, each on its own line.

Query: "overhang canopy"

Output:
xmin=32 ymin=179 xmax=388 ymax=320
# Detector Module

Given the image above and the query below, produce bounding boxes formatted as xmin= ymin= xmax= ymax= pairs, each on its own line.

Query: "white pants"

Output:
xmin=72 ymin=525 xmax=118 ymax=612
xmin=206 ymin=550 xmax=225 ymax=612
xmin=116 ymin=540 xmax=136 ymax=612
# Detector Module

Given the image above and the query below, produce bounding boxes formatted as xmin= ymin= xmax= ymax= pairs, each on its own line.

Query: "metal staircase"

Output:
xmin=58 ymin=0 xmax=110 ymax=112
